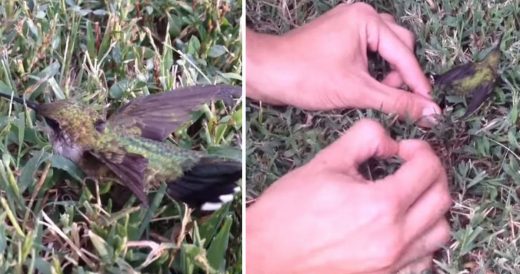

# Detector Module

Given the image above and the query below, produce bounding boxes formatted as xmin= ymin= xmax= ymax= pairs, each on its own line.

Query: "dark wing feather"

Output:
xmin=434 ymin=63 xmax=476 ymax=87
xmin=106 ymin=85 xmax=241 ymax=141
xmin=89 ymin=151 xmax=149 ymax=206
xmin=167 ymin=157 xmax=241 ymax=211
xmin=462 ymin=81 xmax=496 ymax=118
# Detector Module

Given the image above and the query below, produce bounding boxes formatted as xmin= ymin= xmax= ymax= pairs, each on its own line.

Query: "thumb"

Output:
xmin=310 ymin=119 xmax=399 ymax=172
xmin=363 ymin=80 xmax=441 ymax=127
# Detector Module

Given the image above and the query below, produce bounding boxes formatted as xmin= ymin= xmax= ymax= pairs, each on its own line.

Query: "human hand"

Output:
xmin=246 ymin=119 xmax=451 ymax=274
xmin=246 ymin=3 xmax=441 ymax=126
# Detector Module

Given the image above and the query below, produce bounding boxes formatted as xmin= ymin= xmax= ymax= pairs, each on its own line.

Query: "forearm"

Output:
xmin=246 ymin=28 xmax=295 ymax=105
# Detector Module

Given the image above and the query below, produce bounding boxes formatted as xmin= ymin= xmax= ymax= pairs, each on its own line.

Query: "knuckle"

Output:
xmin=396 ymin=25 xmax=416 ymax=42
xmin=416 ymin=140 xmax=434 ymax=153
xmin=353 ymin=119 xmax=386 ymax=139
xmin=430 ymin=188 xmax=452 ymax=215
xmin=395 ymin=93 xmax=428 ymax=119
xmin=337 ymin=2 xmax=378 ymax=23
xmin=391 ymin=92 xmax=416 ymax=115
xmin=398 ymin=28 xmax=416 ymax=50
xmin=349 ymin=2 xmax=377 ymax=16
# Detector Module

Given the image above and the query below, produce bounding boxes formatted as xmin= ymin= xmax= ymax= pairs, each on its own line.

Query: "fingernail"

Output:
xmin=421 ymin=105 xmax=440 ymax=126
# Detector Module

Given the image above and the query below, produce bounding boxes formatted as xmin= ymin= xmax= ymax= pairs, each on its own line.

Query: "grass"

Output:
xmin=0 ymin=1 xmax=242 ymax=273
xmin=246 ymin=0 xmax=520 ymax=272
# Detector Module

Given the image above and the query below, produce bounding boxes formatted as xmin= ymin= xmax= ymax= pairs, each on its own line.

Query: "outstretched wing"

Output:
xmin=434 ymin=63 xmax=475 ymax=88
xmin=105 ymin=85 xmax=241 ymax=141
xmin=89 ymin=151 xmax=149 ymax=206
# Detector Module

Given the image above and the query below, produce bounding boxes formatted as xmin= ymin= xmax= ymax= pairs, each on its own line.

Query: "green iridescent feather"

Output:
xmin=435 ymin=34 xmax=502 ymax=118
xmin=0 ymin=85 xmax=242 ymax=209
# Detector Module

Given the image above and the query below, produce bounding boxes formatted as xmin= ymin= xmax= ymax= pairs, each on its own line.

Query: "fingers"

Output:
xmin=376 ymin=140 xmax=444 ymax=210
xmin=404 ymin=169 xmax=451 ymax=241
xmin=396 ymin=219 xmax=451 ymax=271
xmin=379 ymin=13 xmax=415 ymax=51
xmin=365 ymin=12 xmax=438 ymax=124
xmin=374 ymin=140 xmax=450 ymax=272
xmin=379 ymin=13 xmax=416 ymax=89
xmin=378 ymin=13 xmax=395 ymax=23
xmin=359 ymin=77 xmax=441 ymax=127
xmin=364 ymin=14 xmax=431 ymax=97
xmin=311 ymin=119 xmax=398 ymax=172
xmin=352 ymin=12 xmax=441 ymax=126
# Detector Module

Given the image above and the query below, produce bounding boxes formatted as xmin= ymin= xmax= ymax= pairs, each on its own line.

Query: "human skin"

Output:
xmin=246 ymin=3 xmax=451 ymax=273
xmin=246 ymin=3 xmax=441 ymax=126
xmin=246 ymin=119 xmax=451 ymax=273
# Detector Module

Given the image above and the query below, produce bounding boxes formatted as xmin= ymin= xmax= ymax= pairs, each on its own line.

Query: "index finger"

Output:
xmin=310 ymin=119 xmax=399 ymax=172
xmin=365 ymin=19 xmax=432 ymax=97
xmin=375 ymin=140 xmax=444 ymax=209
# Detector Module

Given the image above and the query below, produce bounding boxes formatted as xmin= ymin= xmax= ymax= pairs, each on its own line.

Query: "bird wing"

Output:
xmin=462 ymin=81 xmax=496 ymax=118
xmin=105 ymin=85 xmax=241 ymax=141
xmin=434 ymin=63 xmax=476 ymax=88
xmin=89 ymin=151 xmax=149 ymax=206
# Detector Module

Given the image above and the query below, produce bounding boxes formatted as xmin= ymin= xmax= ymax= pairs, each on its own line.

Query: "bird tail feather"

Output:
xmin=167 ymin=157 xmax=242 ymax=212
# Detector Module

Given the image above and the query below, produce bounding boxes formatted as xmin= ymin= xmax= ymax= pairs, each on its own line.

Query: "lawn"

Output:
xmin=0 ymin=1 xmax=242 ymax=273
xmin=246 ymin=0 xmax=520 ymax=272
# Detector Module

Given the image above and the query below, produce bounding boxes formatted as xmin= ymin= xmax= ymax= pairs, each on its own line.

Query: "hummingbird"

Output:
xmin=0 ymin=85 xmax=242 ymax=211
xmin=434 ymin=34 xmax=503 ymax=118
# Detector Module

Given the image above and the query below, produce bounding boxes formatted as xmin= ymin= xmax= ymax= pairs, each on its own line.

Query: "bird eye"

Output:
xmin=94 ymin=119 xmax=106 ymax=132
xmin=45 ymin=118 xmax=60 ymax=131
